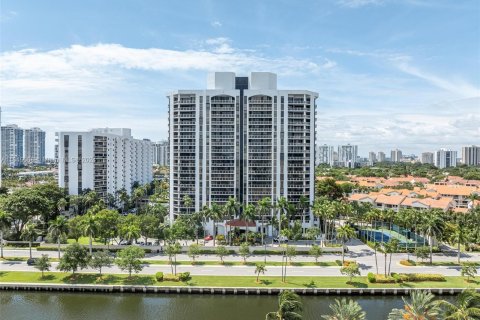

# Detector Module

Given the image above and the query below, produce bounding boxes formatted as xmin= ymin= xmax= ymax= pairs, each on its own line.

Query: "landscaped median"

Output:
xmin=0 ymin=271 xmax=478 ymax=289
xmin=399 ymin=259 xmax=480 ymax=267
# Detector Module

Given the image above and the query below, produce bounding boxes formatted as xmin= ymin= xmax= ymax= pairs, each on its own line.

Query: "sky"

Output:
xmin=0 ymin=0 xmax=479 ymax=158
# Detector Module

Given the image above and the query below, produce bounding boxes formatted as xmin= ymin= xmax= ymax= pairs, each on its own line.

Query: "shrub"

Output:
xmin=215 ymin=234 xmax=226 ymax=244
xmin=367 ymin=272 xmax=376 ymax=283
xmin=374 ymin=275 xmax=396 ymax=283
xmin=397 ymin=273 xmax=445 ymax=282
xmin=392 ymin=273 xmax=403 ymax=283
xmin=179 ymin=272 xmax=191 ymax=282
xmin=155 ymin=272 xmax=164 ymax=282
xmin=163 ymin=274 xmax=180 ymax=282
xmin=399 ymin=259 xmax=415 ymax=266
xmin=199 ymin=249 xmax=235 ymax=255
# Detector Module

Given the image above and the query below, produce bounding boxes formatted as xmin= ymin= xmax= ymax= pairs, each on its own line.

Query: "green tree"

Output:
xmin=321 ymin=298 xmax=366 ymax=320
xmin=286 ymin=246 xmax=296 ymax=264
xmin=188 ymin=243 xmax=201 ymax=264
xmin=34 ymin=254 xmax=51 ymax=278
xmin=182 ymin=194 xmax=193 ymax=215
xmin=461 ymin=264 xmax=478 ymax=282
xmin=95 ymin=209 xmax=120 ymax=246
xmin=265 ymin=290 xmax=303 ymax=320
xmin=437 ymin=289 xmax=480 ymax=320
xmin=239 ymin=242 xmax=250 ymax=264
xmin=309 ymin=244 xmax=323 ymax=263
xmin=115 ymin=246 xmax=145 ymax=277
xmin=89 ymin=250 xmax=113 ymax=275
xmin=255 ymin=263 xmax=266 ymax=283
xmin=21 ymin=221 xmax=38 ymax=259
xmin=165 ymin=242 xmax=181 ymax=275
xmin=210 ymin=202 xmax=225 ymax=247
xmin=336 ymin=225 xmax=356 ymax=264
xmin=242 ymin=204 xmax=256 ymax=244
xmin=257 ymin=197 xmax=272 ymax=246
xmin=48 ymin=215 xmax=69 ymax=259
xmin=306 ymin=227 xmax=320 ymax=246
xmin=67 ymin=216 xmax=83 ymax=243
xmin=216 ymin=245 xmax=228 ymax=264
xmin=388 ymin=291 xmax=441 ymax=320
xmin=139 ymin=213 xmax=160 ymax=245
xmin=0 ymin=210 xmax=12 ymax=258
xmin=316 ymin=178 xmax=345 ymax=200
xmin=57 ymin=242 xmax=89 ymax=274
xmin=81 ymin=212 xmax=98 ymax=255
xmin=340 ymin=263 xmax=360 ymax=284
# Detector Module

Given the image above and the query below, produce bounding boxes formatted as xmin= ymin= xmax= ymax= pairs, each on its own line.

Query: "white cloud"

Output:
xmin=210 ymin=21 xmax=222 ymax=28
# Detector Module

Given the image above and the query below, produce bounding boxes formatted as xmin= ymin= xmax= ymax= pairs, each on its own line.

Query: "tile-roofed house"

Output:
xmin=348 ymin=193 xmax=377 ymax=205
xmin=374 ymin=194 xmax=406 ymax=212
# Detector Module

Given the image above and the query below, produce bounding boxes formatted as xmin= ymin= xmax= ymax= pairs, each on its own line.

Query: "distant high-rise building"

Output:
xmin=434 ymin=149 xmax=457 ymax=169
xmin=338 ymin=144 xmax=358 ymax=168
xmin=57 ymin=128 xmax=153 ymax=199
xmin=368 ymin=152 xmax=377 ymax=165
xmin=421 ymin=152 xmax=434 ymax=165
xmin=169 ymin=72 xmax=317 ymax=233
xmin=317 ymin=144 xmax=335 ymax=166
xmin=462 ymin=145 xmax=480 ymax=166
xmin=24 ymin=127 xmax=46 ymax=165
xmin=1 ymin=124 xmax=24 ymax=167
xmin=153 ymin=140 xmax=169 ymax=166
xmin=391 ymin=149 xmax=403 ymax=163
xmin=377 ymin=151 xmax=386 ymax=162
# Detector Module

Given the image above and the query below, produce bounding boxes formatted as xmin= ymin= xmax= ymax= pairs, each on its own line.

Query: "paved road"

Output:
xmin=2 ymin=241 xmax=479 ymax=277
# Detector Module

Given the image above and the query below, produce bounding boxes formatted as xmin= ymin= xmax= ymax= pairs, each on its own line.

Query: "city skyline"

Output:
xmin=1 ymin=0 xmax=479 ymax=157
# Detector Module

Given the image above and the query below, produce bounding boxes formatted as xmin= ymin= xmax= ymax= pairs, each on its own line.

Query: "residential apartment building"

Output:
xmin=434 ymin=149 xmax=457 ymax=169
xmin=153 ymin=140 xmax=169 ymax=166
xmin=169 ymin=72 xmax=317 ymax=234
xmin=377 ymin=151 xmax=386 ymax=163
xmin=1 ymin=124 xmax=24 ymax=167
xmin=317 ymin=144 xmax=335 ymax=166
xmin=57 ymin=128 xmax=153 ymax=199
xmin=338 ymin=144 xmax=358 ymax=168
xmin=421 ymin=152 xmax=434 ymax=165
xmin=24 ymin=127 xmax=46 ymax=165
xmin=391 ymin=149 xmax=403 ymax=162
xmin=462 ymin=145 xmax=480 ymax=166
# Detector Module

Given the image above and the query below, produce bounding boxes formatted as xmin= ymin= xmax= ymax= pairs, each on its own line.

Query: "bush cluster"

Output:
xmin=161 ymin=272 xmax=191 ymax=282
xmin=155 ymin=272 xmax=163 ymax=281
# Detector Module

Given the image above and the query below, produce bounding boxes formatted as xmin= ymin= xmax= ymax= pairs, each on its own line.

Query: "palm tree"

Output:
xmin=183 ymin=195 xmax=193 ymax=216
xmin=57 ymin=198 xmax=68 ymax=213
xmin=255 ymin=263 xmax=266 ymax=283
xmin=421 ymin=209 xmax=444 ymax=264
xmin=321 ymin=298 xmax=366 ymax=320
xmin=123 ymin=224 xmax=141 ymax=244
xmin=298 ymin=195 xmax=309 ymax=223
xmin=257 ymin=197 xmax=272 ymax=246
xmin=210 ymin=202 xmax=224 ymax=247
xmin=0 ymin=210 xmax=12 ymax=259
xmin=133 ymin=186 xmax=146 ymax=212
xmin=276 ymin=197 xmax=290 ymax=239
xmin=21 ymin=221 xmax=38 ymax=259
xmin=84 ymin=190 xmax=100 ymax=211
xmin=388 ymin=291 xmax=441 ymax=320
xmin=373 ymin=241 xmax=381 ymax=275
xmin=224 ymin=197 xmax=239 ymax=245
xmin=266 ymin=290 xmax=303 ymax=320
xmin=336 ymin=225 xmax=356 ymax=264
xmin=438 ymin=289 xmax=480 ymax=320
xmin=242 ymin=204 xmax=256 ymax=244
xmin=82 ymin=212 xmax=98 ymax=255
xmin=48 ymin=215 xmax=69 ymax=259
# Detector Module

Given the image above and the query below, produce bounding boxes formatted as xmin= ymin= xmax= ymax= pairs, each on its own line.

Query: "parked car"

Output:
xmin=273 ymin=236 xmax=289 ymax=243
xmin=26 ymin=258 xmax=38 ymax=266
xmin=204 ymin=235 xmax=213 ymax=241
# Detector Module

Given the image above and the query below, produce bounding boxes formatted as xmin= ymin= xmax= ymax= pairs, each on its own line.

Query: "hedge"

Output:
xmin=392 ymin=273 xmax=446 ymax=282
xmin=155 ymin=272 xmax=164 ymax=282
xmin=199 ymin=249 xmax=235 ymax=255
xmin=37 ymin=246 xmax=152 ymax=253
xmin=6 ymin=242 xmax=41 ymax=248
xmin=252 ymin=250 xmax=309 ymax=255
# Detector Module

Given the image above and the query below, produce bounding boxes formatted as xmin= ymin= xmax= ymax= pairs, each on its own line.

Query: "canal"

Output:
xmin=1 ymin=291 xmax=455 ymax=319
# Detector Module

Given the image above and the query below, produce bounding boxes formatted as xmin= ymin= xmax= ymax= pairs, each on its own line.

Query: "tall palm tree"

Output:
xmin=200 ymin=205 xmax=211 ymax=240
xmin=388 ymin=291 xmax=441 ymax=320
xmin=422 ymin=209 xmax=444 ymax=264
xmin=21 ymin=221 xmax=38 ymax=259
xmin=224 ymin=197 xmax=239 ymax=245
xmin=336 ymin=225 xmax=356 ymax=264
xmin=321 ymin=298 xmax=366 ymax=320
xmin=123 ymin=224 xmax=141 ymax=244
xmin=257 ymin=197 xmax=272 ymax=246
xmin=277 ymin=197 xmax=290 ymax=239
xmin=57 ymin=198 xmax=68 ymax=214
xmin=298 ymin=195 xmax=310 ymax=223
xmin=82 ymin=212 xmax=98 ymax=255
xmin=48 ymin=215 xmax=69 ymax=259
xmin=265 ymin=290 xmax=303 ymax=320
xmin=210 ymin=202 xmax=224 ymax=247
xmin=242 ymin=204 xmax=256 ymax=244
xmin=0 ymin=210 xmax=12 ymax=259
xmin=183 ymin=194 xmax=193 ymax=216
xmin=438 ymin=289 xmax=480 ymax=320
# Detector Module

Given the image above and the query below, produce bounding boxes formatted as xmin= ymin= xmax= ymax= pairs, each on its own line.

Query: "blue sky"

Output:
xmin=1 ymin=0 xmax=479 ymax=157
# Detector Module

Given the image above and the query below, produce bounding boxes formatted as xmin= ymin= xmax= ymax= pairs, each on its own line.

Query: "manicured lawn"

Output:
xmin=66 ymin=237 xmax=104 ymax=245
xmin=0 ymin=257 xmax=60 ymax=262
xmin=0 ymin=271 xmax=478 ymax=289
xmin=143 ymin=260 xmax=338 ymax=267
